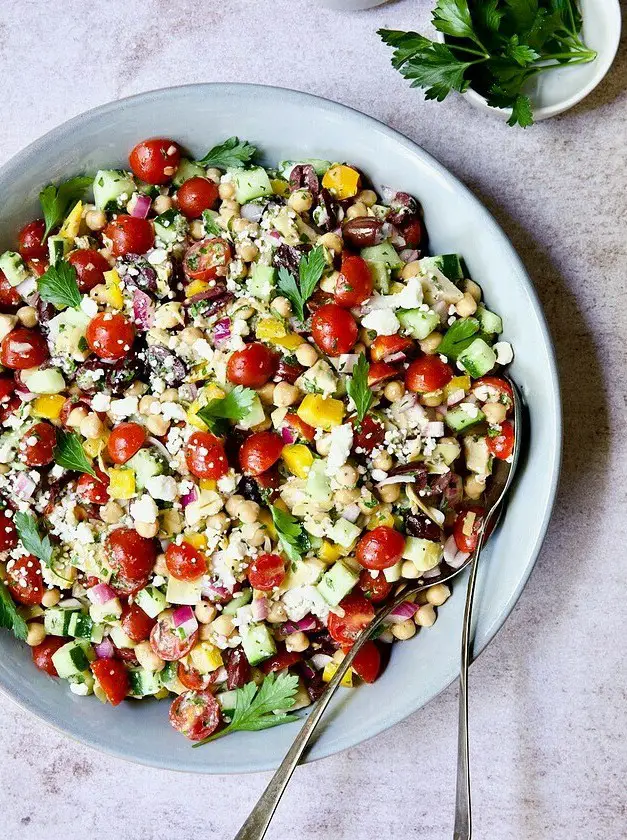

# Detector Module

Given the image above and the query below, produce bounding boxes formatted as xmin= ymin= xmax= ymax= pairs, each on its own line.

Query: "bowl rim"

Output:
xmin=0 ymin=82 xmax=562 ymax=772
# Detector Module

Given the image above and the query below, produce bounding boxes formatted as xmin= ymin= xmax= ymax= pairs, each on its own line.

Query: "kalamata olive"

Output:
xmin=106 ymin=348 xmax=146 ymax=394
xmin=272 ymin=243 xmax=303 ymax=276
xmin=431 ymin=472 xmax=463 ymax=508
xmin=312 ymin=188 xmax=339 ymax=232
xmin=145 ymin=345 xmax=186 ymax=386
xmin=386 ymin=192 xmax=419 ymax=226
xmin=236 ymin=475 xmax=264 ymax=506
xmin=305 ymin=672 xmax=325 ymax=702
xmin=342 ymin=217 xmax=384 ymax=248
xmin=289 ymin=164 xmax=319 ymax=195
xmin=388 ymin=462 xmax=428 ymax=491
xmin=405 ymin=512 xmax=442 ymax=542
xmin=120 ymin=255 xmax=158 ymax=292
xmin=224 ymin=646 xmax=251 ymax=690
xmin=74 ymin=358 xmax=111 ymax=393
xmin=35 ymin=296 xmax=56 ymax=329
xmin=275 ymin=359 xmax=304 ymax=384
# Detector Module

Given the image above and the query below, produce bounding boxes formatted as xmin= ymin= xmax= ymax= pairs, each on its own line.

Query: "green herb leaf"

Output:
xmin=196 ymin=386 xmax=256 ymax=436
xmin=507 ymin=94 xmax=534 ymax=127
xmin=14 ymin=512 xmax=53 ymax=567
xmin=505 ymin=34 xmax=541 ymax=66
xmin=37 ymin=260 xmax=81 ymax=310
xmin=377 ymin=29 xmax=433 ymax=70
xmin=39 ymin=176 xmax=92 ymax=239
xmin=54 ymin=430 xmax=97 ymax=477
xmin=504 ymin=0 xmax=539 ymax=32
xmin=198 ymin=137 xmax=257 ymax=169
xmin=276 ymin=245 xmax=326 ymax=324
xmin=270 ymin=505 xmax=311 ymax=565
xmin=474 ymin=0 xmax=505 ymax=33
xmin=0 ymin=579 xmax=28 ymax=641
xmin=201 ymin=209 xmax=223 ymax=238
xmin=193 ymin=672 xmax=299 ymax=746
xmin=437 ymin=317 xmax=481 ymax=358
xmin=346 ymin=353 xmax=374 ymax=424
xmin=380 ymin=38 xmax=473 ymax=102
xmin=433 ymin=0 xmax=478 ymax=43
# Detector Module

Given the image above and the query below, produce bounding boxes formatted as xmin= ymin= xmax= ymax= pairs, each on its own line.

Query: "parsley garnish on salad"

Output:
xmin=39 ymin=176 xmax=92 ymax=238
xmin=53 ymin=430 xmax=97 ymax=477
xmin=37 ymin=260 xmax=81 ymax=310
xmin=0 ymin=580 xmax=28 ymax=641
xmin=346 ymin=353 xmax=374 ymax=423
xmin=276 ymin=245 xmax=326 ymax=324
xmin=201 ymin=209 xmax=223 ymax=238
xmin=199 ymin=137 xmax=257 ymax=169
xmin=14 ymin=512 xmax=53 ymax=567
xmin=270 ymin=505 xmax=311 ymax=565
xmin=196 ymin=386 xmax=256 ymax=436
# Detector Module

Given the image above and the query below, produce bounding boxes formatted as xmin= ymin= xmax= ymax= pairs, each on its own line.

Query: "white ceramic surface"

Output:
xmin=0 ymin=83 xmax=561 ymax=774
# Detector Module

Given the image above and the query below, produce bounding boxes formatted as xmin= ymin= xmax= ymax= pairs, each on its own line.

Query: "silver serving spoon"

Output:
xmin=234 ymin=379 xmax=522 ymax=840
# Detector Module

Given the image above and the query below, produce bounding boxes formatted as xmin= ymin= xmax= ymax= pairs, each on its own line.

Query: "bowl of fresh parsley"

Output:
xmin=380 ymin=0 xmax=621 ymax=127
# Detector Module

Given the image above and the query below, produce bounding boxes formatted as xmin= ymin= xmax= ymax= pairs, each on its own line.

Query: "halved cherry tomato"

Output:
xmin=106 ymin=526 xmax=157 ymax=582
xmin=356 ymin=526 xmax=405 ymax=571
xmin=473 ymin=376 xmax=513 ymax=412
xmin=283 ymin=412 xmax=315 ymax=442
xmin=18 ymin=219 xmax=47 ymax=260
xmin=226 ymin=342 xmax=278 ymax=388
xmin=177 ymin=662 xmax=212 ymax=691
xmin=405 ymin=355 xmax=453 ymax=394
xmin=239 ymin=431 xmax=284 ymax=476
xmin=129 ymin=138 xmax=181 ymax=185
xmin=110 ymin=575 xmax=150 ymax=598
xmin=104 ymin=215 xmax=154 ymax=257
xmin=19 ymin=422 xmax=56 ymax=467
xmin=368 ymin=361 xmax=397 ymax=387
xmin=185 ymin=431 xmax=229 ymax=479
xmin=260 ymin=650 xmax=303 ymax=674
xmin=0 ymin=271 xmax=21 ymax=307
xmin=176 ymin=177 xmax=219 ymax=218
xmin=247 ymin=553 xmax=285 ymax=591
xmin=107 ymin=422 xmax=146 ymax=465
xmin=68 ymin=249 xmax=112 ymax=293
xmin=401 ymin=217 xmax=426 ymax=250
xmin=183 ymin=238 xmax=232 ymax=282
xmin=165 ymin=541 xmax=207 ymax=581
xmin=347 ymin=640 xmax=381 ymax=683
xmin=358 ymin=569 xmax=392 ymax=603
xmin=91 ymin=658 xmax=130 ymax=706
xmin=1 ymin=328 xmax=49 ymax=369
xmin=121 ymin=603 xmax=156 ymax=643
xmin=151 ymin=611 xmax=198 ymax=662
xmin=487 ymin=421 xmax=514 ymax=460
xmin=327 ymin=594 xmax=375 ymax=645
xmin=352 ymin=414 xmax=386 ymax=454
xmin=6 ymin=555 xmax=43 ymax=605
xmin=311 ymin=304 xmax=358 ymax=357
xmin=76 ymin=469 xmax=110 ymax=505
xmin=334 ymin=256 xmax=373 ymax=307
xmin=32 ymin=636 xmax=66 ymax=676
xmin=169 ymin=689 xmax=221 ymax=741
xmin=370 ymin=334 xmax=414 ymax=363
xmin=86 ymin=312 xmax=135 ymax=360
xmin=453 ymin=507 xmax=484 ymax=553
xmin=0 ymin=510 xmax=18 ymax=551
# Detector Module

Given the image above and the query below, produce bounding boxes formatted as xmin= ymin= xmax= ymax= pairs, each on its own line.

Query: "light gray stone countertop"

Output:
xmin=0 ymin=1 xmax=626 ymax=838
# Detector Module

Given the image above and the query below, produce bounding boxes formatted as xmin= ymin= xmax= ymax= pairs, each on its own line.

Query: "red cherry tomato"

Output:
xmin=76 ymin=469 xmax=110 ymax=505
xmin=327 ymin=593 xmax=375 ymax=645
xmin=28 ymin=259 xmax=48 ymax=277
xmin=86 ymin=312 xmax=135 ymax=360
xmin=32 ymin=636 xmax=66 ymax=676
xmin=334 ymin=256 xmax=374 ymax=307
xmin=311 ymin=304 xmax=358 ymax=356
xmin=129 ymin=138 xmax=181 ymax=185
xmin=104 ymin=215 xmax=154 ymax=257
xmin=176 ymin=177 xmax=219 ymax=218
xmin=106 ymin=526 xmax=157 ymax=582
xmin=348 ymin=640 xmax=381 ymax=683
xmin=68 ymin=249 xmax=112 ymax=292
xmin=169 ymin=689 xmax=221 ymax=741
xmin=283 ymin=412 xmax=315 ymax=442
xmin=487 ymin=421 xmax=515 ymax=460
xmin=165 ymin=541 xmax=207 ymax=581
xmin=405 ymin=355 xmax=453 ymax=394
xmin=6 ymin=555 xmax=43 ymax=605
xmin=352 ymin=414 xmax=385 ymax=454
xmin=368 ymin=361 xmax=398 ymax=387
xmin=177 ymin=662 xmax=213 ymax=691
xmin=121 ymin=603 xmax=157 ymax=643
xmin=110 ymin=575 xmax=150 ymax=598
xmin=91 ymin=658 xmax=130 ymax=706
xmin=453 ymin=507 xmax=484 ymax=553
xmin=0 ymin=376 xmax=19 ymax=423
xmin=18 ymin=219 xmax=47 ymax=260
xmin=226 ymin=342 xmax=278 ymax=388
xmin=401 ymin=217 xmax=426 ymax=249
xmin=107 ymin=422 xmax=146 ymax=465
xmin=473 ymin=376 xmax=513 ymax=412
xmin=150 ymin=611 xmax=199 ymax=662
xmin=183 ymin=238 xmax=232 ymax=282
xmin=19 ymin=422 xmax=56 ymax=467
xmin=0 ymin=271 xmax=21 ymax=307
xmin=358 ymin=569 xmax=392 ymax=603
xmin=1 ymin=328 xmax=49 ymax=369
xmin=239 ymin=431 xmax=284 ymax=476
xmin=185 ymin=431 xmax=229 ymax=480
xmin=0 ymin=510 xmax=18 ymax=551
xmin=356 ymin=526 xmax=405 ymax=571
xmin=370 ymin=334 xmax=414 ymax=362
xmin=247 ymin=553 xmax=286 ymax=591
xmin=260 ymin=650 xmax=303 ymax=674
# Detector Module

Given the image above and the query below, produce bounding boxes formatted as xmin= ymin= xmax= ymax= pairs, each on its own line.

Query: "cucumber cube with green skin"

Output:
xmin=241 ymin=623 xmax=277 ymax=666
xmin=420 ymin=254 xmax=464 ymax=282
xmin=476 ymin=306 xmax=503 ymax=335
xmin=360 ymin=242 xmax=403 ymax=271
xmin=216 ymin=690 xmax=238 ymax=713
xmin=159 ymin=661 xmax=180 ymax=692
xmin=366 ymin=260 xmax=391 ymax=293
xmin=128 ymin=668 xmax=162 ymax=697
xmin=278 ymin=159 xmax=332 ymax=178
xmin=236 ymin=394 xmax=265 ymax=430
xmin=173 ymin=158 xmax=207 ymax=187
xmin=44 ymin=608 xmax=75 ymax=636
xmin=327 ymin=518 xmax=361 ymax=548
xmin=52 ymin=640 xmax=95 ymax=679
xmin=402 ymin=537 xmax=443 ymax=572
xmin=398 ymin=308 xmax=440 ymax=340
xmin=89 ymin=598 xmax=123 ymax=624
xmin=0 ymin=251 xmax=29 ymax=287
xmin=317 ymin=561 xmax=360 ymax=607
xmin=222 ymin=588 xmax=253 ymax=616
xmin=445 ymin=405 xmax=486 ymax=432
xmin=93 ymin=170 xmax=135 ymax=211
xmin=134 ymin=585 xmax=167 ymax=619
xmin=67 ymin=611 xmax=95 ymax=640
xmin=153 ymin=209 xmax=188 ymax=245
xmin=306 ymin=458 xmax=332 ymax=502
xmin=457 ymin=338 xmax=497 ymax=378
xmin=248 ymin=264 xmax=276 ymax=301
xmin=48 ymin=235 xmax=70 ymax=266
xmin=127 ymin=449 xmax=166 ymax=491
xmin=230 ymin=167 xmax=272 ymax=204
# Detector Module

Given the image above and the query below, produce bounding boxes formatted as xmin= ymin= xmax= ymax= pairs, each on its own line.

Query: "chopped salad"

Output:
xmin=0 ymin=137 xmax=515 ymax=743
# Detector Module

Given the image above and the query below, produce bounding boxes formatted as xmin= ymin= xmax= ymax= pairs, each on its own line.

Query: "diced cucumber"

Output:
xmin=153 ymin=209 xmax=188 ymax=244
xmin=47 ymin=307 xmax=91 ymax=361
xmin=222 ymin=588 xmax=253 ymax=616
xmin=108 ymin=623 xmax=136 ymax=650
xmin=476 ymin=306 xmax=503 ymax=335
xmin=317 ymin=560 xmax=359 ymax=607
xmin=44 ymin=608 xmax=75 ymax=636
xmin=173 ymin=158 xmax=207 ymax=187
xmin=89 ymin=598 xmax=123 ymax=624
xmin=366 ymin=260 xmax=390 ymax=294
xmin=428 ymin=440 xmax=461 ymax=470
xmin=216 ymin=689 xmax=238 ymax=712
xmin=48 ymin=236 xmax=70 ymax=265
xmin=93 ymin=170 xmax=135 ymax=211
xmin=241 ymin=623 xmax=276 ymax=666
xmin=68 ymin=670 xmax=95 ymax=695
xmin=383 ymin=561 xmax=402 ymax=583
xmin=295 ymin=359 xmax=338 ymax=396
xmin=236 ymin=393 xmax=265 ymax=430
xmin=397 ymin=308 xmax=440 ymax=340
xmin=360 ymin=242 xmax=402 ymax=271
xmin=419 ymin=257 xmax=464 ymax=304
xmin=136 ymin=180 xmax=159 ymax=198
xmin=0 ymin=251 xmax=29 ymax=287
xmin=445 ymin=404 xmax=486 ymax=432
xmin=128 ymin=668 xmax=162 ymax=697
xmin=282 ymin=558 xmax=326 ymax=590
xmin=278 ymin=159 xmax=332 ymax=178
xmin=159 ymin=661 xmax=183 ymax=692
xmin=23 ymin=369 xmax=66 ymax=395
xmin=134 ymin=585 xmax=167 ymax=619
xmin=402 ymin=537 xmax=443 ymax=572
xmin=127 ymin=448 xmax=166 ymax=491
xmin=67 ymin=611 xmax=95 ymax=640
xmin=457 ymin=338 xmax=497 ymax=378
xmin=51 ymin=640 xmax=95 ymax=679
xmin=327 ymin=518 xmax=361 ymax=548
xmin=230 ymin=167 xmax=273 ymax=204
xmin=166 ymin=575 xmax=202 ymax=606
xmin=306 ymin=458 xmax=332 ymax=502
xmin=420 ymin=254 xmax=464 ymax=282
xmin=248 ymin=264 xmax=276 ymax=301
xmin=464 ymin=435 xmax=493 ymax=476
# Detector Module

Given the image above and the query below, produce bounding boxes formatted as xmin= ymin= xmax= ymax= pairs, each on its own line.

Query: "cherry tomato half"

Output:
xmin=104 ymin=215 xmax=154 ymax=257
xmin=121 ymin=603 xmax=156 ymax=643
xmin=176 ymin=177 xmax=219 ymax=218
xmin=487 ymin=421 xmax=514 ymax=460
xmin=183 ymin=238 xmax=232 ymax=282
xmin=91 ymin=658 xmax=130 ymax=706
xmin=32 ymin=636 xmax=66 ymax=676
xmin=165 ymin=541 xmax=207 ymax=581
xmin=169 ymin=690 xmax=221 ymax=741
xmin=260 ymin=650 xmax=303 ymax=674
xmin=356 ymin=526 xmax=405 ymax=571
xmin=358 ymin=569 xmax=392 ymax=603
xmin=352 ymin=415 xmax=385 ymax=454
xmin=239 ymin=431 xmax=284 ymax=476
xmin=18 ymin=219 xmax=47 ymax=260
xmin=106 ymin=526 xmax=157 ymax=582
xmin=76 ymin=469 xmax=110 ymax=505
xmin=185 ymin=431 xmax=229 ymax=480
xmin=86 ymin=312 xmax=135 ymax=360
xmin=370 ymin=334 xmax=414 ymax=363
xmin=334 ymin=256 xmax=374 ymax=307
xmin=1 ymin=328 xmax=49 ymax=369
xmin=368 ymin=361 xmax=398 ymax=387
xmin=247 ymin=553 xmax=285 ymax=591
xmin=177 ymin=662 xmax=213 ymax=691
xmin=107 ymin=422 xmax=146 ymax=465
xmin=19 ymin=422 xmax=56 ymax=467
xmin=226 ymin=342 xmax=278 ymax=388
xmin=311 ymin=304 xmax=358 ymax=357
xmin=6 ymin=555 xmax=43 ymax=605
xmin=347 ymin=640 xmax=381 ymax=684
xmin=0 ymin=510 xmax=18 ymax=551
xmin=151 ymin=611 xmax=198 ymax=662
xmin=405 ymin=355 xmax=453 ymax=394
xmin=283 ymin=412 xmax=315 ymax=442
xmin=473 ymin=376 xmax=513 ymax=412
xmin=129 ymin=138 xmax=181 ymax=185
xmin=453 ymin=507 xmax=484 ymax=553
xmin=0 ymin=271 xmax=21 ymax=307
xmin=327 ymin=593 xmax=375 ymax=645
xmin=68 ymin=249 xmax=111 ymax=293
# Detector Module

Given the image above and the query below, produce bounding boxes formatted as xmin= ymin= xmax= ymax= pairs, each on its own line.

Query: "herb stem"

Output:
xmin=538 ymin=50 xmax=597 ymax=63
xmin=447 ymin=43 xmax=489 ymax=59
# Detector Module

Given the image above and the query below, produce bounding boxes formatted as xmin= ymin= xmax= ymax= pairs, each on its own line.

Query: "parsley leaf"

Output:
xmin=433 ymin=0 xmax=479 ymax=44
xmin=39 ymin=176 xmax=92 ymax=239
xmin=270 ymin=505 xmax=311 ymax=565
xmin=196 ymin=386 xmax=256 ymax=436
xmin=37 ymin=260 xmax=81 ymax=310
xmin=0 ymin=579 xmax=27 ymax=641
xmin=507 ymin=94 xmax=535 ymax=127
xmin=14 ymin=512 xmax=53 ymax=567
xmin=379 ymin=38 xmax=473 ymax=101
xmin=437 ymin=317 xmax=481 ymax=359
xmin=54 ymin=430 xmax=97 ymax=477
xmin=198 ymin=137 xmax=257 ymax=169
xmin=193 ymin=672 xmax=299 ymax=746
xmin=474 ymin=0 xmax=505 ymax=33
xmin=276 ymin=245 xmax=326 ymax=324
xmin=505 ymin=35 xmax=541 ymax=66
xmin=201 ymin=209 xmax=223 ymax=238
xmin=377 ymin=29 xmax=433 ymax=70
xmin=346 ymin=353 xmax=374 ymax=424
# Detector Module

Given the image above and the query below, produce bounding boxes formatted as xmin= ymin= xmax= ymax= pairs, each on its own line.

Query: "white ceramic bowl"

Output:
xmin=0 ymin=84 xmax=561 ymax=772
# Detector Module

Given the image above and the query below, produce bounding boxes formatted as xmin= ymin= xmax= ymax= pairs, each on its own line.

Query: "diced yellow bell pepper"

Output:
xmin=32 ymin=394 xmax=65 ymax=421
xmin=186 ymin=279 xmax=210 ymax=298
xmin=319 ymin=540 xmax=344 ymax=564
xmin=256 ymin=318 xmax=286 ymax=340
xmin=321 ymin=165 xmax=360 ymax=200
xmin=154 ymin=688 xmax=170 ymax=701
xmin=297 ymin=394 xmax=344 ymax=430
xmin=83 ymin=437 xmax=107 ymax=458
xmin=258 ymin=508 xmax=277 ymax=540
xmin=59 ymin=201 xmax=83 ymax=240
xmin=190 ymin=642 xmax=224 ymax=674
xmin=273 ymin=333 xmax=304 ymax=350
xmin=187 ymin=385 xmax=226 ymax=429
xmin=183 ymin=532 xmax=207 ymax=550
xmin=271 ymin=178 xmax=290 ymax=197
xmin=367 ymin=507 xmax=395 ymax=530
xmin=323 ymin=661 xmax=354 ymax=687
xmin=282 ymin=444 xmax=314 ymax=479
xmin=443 ymin=375 xmax=471 ymax=399
xmin=199 ymin=478 xmax=217 ymax=491
xmin=102 ymin=269 xmax=124 ymax=310
xmin=187 ymin=362 xmax=213 ymax=383
xmin=108 ymin=468 xmax=136 ymax=500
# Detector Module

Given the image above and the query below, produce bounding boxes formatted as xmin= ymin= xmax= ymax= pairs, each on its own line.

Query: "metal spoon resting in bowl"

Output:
xmin=234 ymin=379 xmax=522 ymax=840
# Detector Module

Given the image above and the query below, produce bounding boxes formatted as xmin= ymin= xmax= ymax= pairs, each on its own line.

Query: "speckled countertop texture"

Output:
xmin=1 ymin=1 xmax=626 ymax=838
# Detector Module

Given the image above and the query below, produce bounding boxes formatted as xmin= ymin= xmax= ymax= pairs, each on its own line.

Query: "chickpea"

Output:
xmin=66 ymin=406 xmax=88 ymax=428
xmin=422 ymin=390 xmax=443 ymax=408
xmin=271 ymin=296 xmax=292 ymax=318
xmin=194 ymin=601 xmax=217 ymax=625
xmin=285 ymin=631 xmax=309 ymax=653
xmin=372 ymin=450 xmax=393 ymax=471
xmin=207 ymin=512 xmax=229 ymax=532
xmin=160 ymin=388 xmax=179 ymax=403
xmin=206 ymin=168 xmax=222 ymax=183
xmin=401 ymin=560 xmax=420 ymax=579
xmin=464 ymin=278 xmax=482 ymax=302
xmin=146 ymin=415 xmax=170 ymax=437
xmin=135 ymin=521 xmax=159 ymax=539
xmin=238 ymin=500 xmax=260 ymax=524
xmin=295 ymin=343 xmax=318 ymax=367
xmin=358 ymin=326 xmax=374 ymax=347
xmin=378 ymin=483 xmax=400 ymax=504
xmin=135 ymin=640 xmax=165 ymax=672
xmin=273 ymin=382 xmax=299 ymax=407
xmin=353 ymin=342 xmax=366 ymax=356
xmin=288 ymin=189 xmax=314 ymax=214
xmin=26 ymin=622 xmax=46 ymax=647
xmin=199 ymin=624 xmax=213 ymax=642
xmin=190 ymin=220 xmax=205 ymax=240
xmin=124 ymin=381 xmax=147 ymax=398
xmin=85 ymin=208 xmax=107 ymax=231
xmin=79 ymin=413 xmax=103 ymax=440
xmin=41 ymin=589 xmax=61 ymax=608
xmin=16 ymin=306 xmax=37 ymax=328
xmin=225 ymin=495 xmax=245 ymax=518
xmin=319 ymin=270 xmax=339 ymax=294
xmin=220 ymin=198 xmax=240 ymax=214
xmin=231 ymin=218 xmax=251 ymax=234
xmin=267 ymin=602 xmax=288 ymax=623
xmin=180 ymin=326 xmax=203 ymax=345
xmin=243 ymin=522 xmax=266 ymax=547
xmin=346 ymin=201 xmax=368 ymax=220
xmin=211 ymin=614 xmax=234 ymax=637
xmin=426 ymin=583 xmax=451 ymax=607
xmin=455 ymin=292 xmax=478 ymax=318
xmin=218 ymin=182 xmax=236 ymax=200
xmin=318 ymin=232 xmax=343 ymax=254
xmin=315 ymin=435 xmax=332 ymax=457
xmin=152 ymin=195 xmax=173 ymax=215
xmin=237 ymin=243 xmax=259 ymax=263
xmin=391 ymin=619 xmax=417 ymax=641
xmin=252 ymin=417 xmax=272 ymax=432
xmin=139 ymin=395 xmax=159 ymax=416
xmin=336 ymin=464 xmax=358 ymax=487
xmin=415 ymin=604 xmax=436 ymax=627
xmin=383 ymin=380 xmax=405 ymax=402
xmin=464 ymin=474 xmax=485 ymax=500
xmin=401 ymin=260 xmax=422 ymax=280
xmin=356 ymin=189 xmax=377 ymax=207
xmin=334 ymin=488 xmax=360 ymax=505
xmin=483 ymin=402 xmax=507 ymax=424
xmin=419 ymin=332 xmax=443 ymax=355
xmin=257 ymin=382 xmax=276 ymax=405
xmin=100 ymin=501 xmax=123 ymax=524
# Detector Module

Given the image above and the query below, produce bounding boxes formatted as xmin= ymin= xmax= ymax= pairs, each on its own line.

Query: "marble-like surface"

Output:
xmin=1 ymin=1 xmax=626 ymax=837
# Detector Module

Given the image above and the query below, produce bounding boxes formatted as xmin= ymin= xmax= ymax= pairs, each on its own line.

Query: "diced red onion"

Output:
xmin=384 ymin=350 xmax=407 ymax=364
xmin=296 ymin=615 xmax=320 ymax=632
xmin=310 ymin=653 xmax=333 ymax=670
xmin=16 ymin=276 xmax=38 ymax=302
xmin=213 ymin=317 xmax=231 ymax=346
xmin=447 ymin=389 xmax=465 ymax=406
xmin=133 ymin=289 xmax=155 ymax=329
xmin=172 ymin=605 xmax=198 ymax=637
xmin=425 ymin=421 xmax=445 ymax=438
xmin=250 ymin=596 xmax=269 ymax=622
xmin=342 ymin=504 xmax=361 ymax=523
xmin=87 ymin=582 xmax=117 ymax=605
xmin=400 ymin=248 xmax=419 ymax=263
xmin=180 ymin=485 xmax=198 ymax=508
xmin=386 ymin=601 xmax=418 ymax=624
xmin=14 ymin=472 xmax=36 ymax=500
xmin=269 ymin=230 xmax=282 ymax=240
xmin=280 ymin=425 xmax=297 ymax=445
xmin=202 ymin=582 xmax=232 ymax=601
xmin=435 ymin=404 xmax=448 ymax=417
xmin=280 ymin=621 xmax=299 ymax=636
xmin=178 ymin=383 xmax=197 ymax=403
xmin=240 ymin=203 xmax=264 ymax=222
xmin=14 ymin=381 xmax=37 ymax=402
xmin=94 ymin=638 xmax=115 ymax=659
xmin=300 ymin=661 xmax=316 ymax=680
xmin=130 ymin=194 xmax=152 ymax=219
xmin=444 ymin=534 xmax=470 ymax=568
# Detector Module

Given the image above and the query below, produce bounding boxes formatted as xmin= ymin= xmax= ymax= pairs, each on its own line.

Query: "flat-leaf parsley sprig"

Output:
xmin=276 ymin=245 xmax=326 ymax=324
xmin=346 ymin=353 xmax=374 ymax=423
xmin=39 ymin=176 xmax=92 ymax=239
xmin=37 ymin=260 xmax=81 ymax=310
xmin=196 ymin=386 xmax=256 ymax=436
xmin=270 ymin=505 xmax=311 ymax=566
xmin=199 ymin=137 xmax=257 ymax=169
